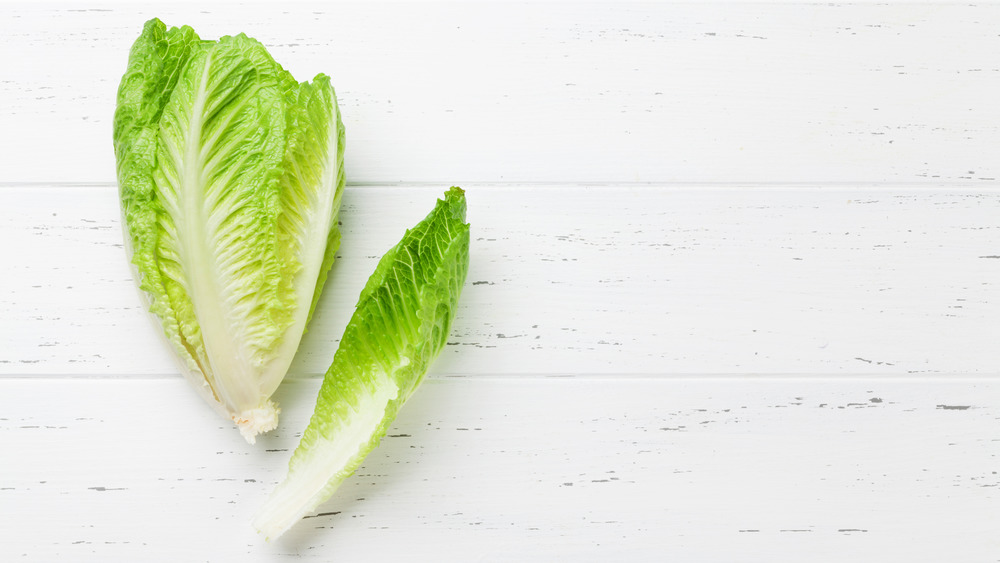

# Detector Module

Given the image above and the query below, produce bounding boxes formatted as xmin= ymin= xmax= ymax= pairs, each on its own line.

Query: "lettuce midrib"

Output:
xmin=170 ymin=49 xmax=259 ymax=411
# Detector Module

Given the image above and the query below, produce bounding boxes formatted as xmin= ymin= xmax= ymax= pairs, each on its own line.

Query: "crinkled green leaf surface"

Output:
xmin=113 ymin=19 xmax=345 ymax=443
xmin=253 ymin=187 xmax=470 ymax=539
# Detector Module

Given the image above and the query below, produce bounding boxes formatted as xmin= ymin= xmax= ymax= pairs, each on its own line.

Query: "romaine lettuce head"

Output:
xmin=113 ymin=19 xmax=345 ymax=443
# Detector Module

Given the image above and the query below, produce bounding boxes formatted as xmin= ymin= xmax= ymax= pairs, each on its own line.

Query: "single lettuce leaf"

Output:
xmin=253 ymin=187 xmax=470 ymax=539
xmin=113 ymin=19 xmax=345 ymax=443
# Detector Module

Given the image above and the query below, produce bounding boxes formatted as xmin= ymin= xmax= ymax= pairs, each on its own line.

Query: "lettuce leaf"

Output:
xmin=253 ymin=187 xmax=470 ymax=539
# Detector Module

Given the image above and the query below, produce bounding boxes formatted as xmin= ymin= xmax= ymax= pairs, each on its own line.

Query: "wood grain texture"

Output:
xmin=1 ymin=377 xmax=997 ymax=561
xmin=3 ymin=3 xmax=1000 ymax=184
xmin=4 ymin=185 xmax=1000 ymax=377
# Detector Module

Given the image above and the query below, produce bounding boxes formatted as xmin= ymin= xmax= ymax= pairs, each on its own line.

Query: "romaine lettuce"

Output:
xmin=253 ymin=187 xmax=470 ymax=539
xmin=113 ymin=19 xmax=345 ymax=443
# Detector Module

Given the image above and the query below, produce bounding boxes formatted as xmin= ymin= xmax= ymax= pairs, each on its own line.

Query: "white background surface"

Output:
xmin=2 ymin=2 xmax=999 ymax=561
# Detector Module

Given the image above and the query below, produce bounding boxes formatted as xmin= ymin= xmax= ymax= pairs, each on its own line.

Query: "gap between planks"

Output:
xmin=2 ymin=181 xmax=1000 ymax=190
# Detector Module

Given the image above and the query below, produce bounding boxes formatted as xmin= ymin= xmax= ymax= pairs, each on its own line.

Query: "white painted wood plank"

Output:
xmin=3 ymin=3 xmax=1000 ymax=184
xmin=4 ymin=185 xmax=1000 ymax=377
xmin=1 ymin=377 xmax=996 ymax=561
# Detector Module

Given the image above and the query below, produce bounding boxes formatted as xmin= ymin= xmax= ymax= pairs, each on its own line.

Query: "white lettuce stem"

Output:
xmin=233 ymin=401 xmax=280 ymax=445
xmin=177 ymin=50 xmax=264 ymax=424
xmin=254 ymin=374 xmax=398 ymax=540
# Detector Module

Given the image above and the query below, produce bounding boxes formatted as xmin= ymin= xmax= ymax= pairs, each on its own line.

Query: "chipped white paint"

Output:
xmin=2 ymin=2 xmax=999 ymax=561
xmin=1 ymin=378 xmax=998 ymax=561
xmin=2 ymin=3 xmax=1000 ymax=185
xmin=4 ymin=185 xmax=1000 ymax=377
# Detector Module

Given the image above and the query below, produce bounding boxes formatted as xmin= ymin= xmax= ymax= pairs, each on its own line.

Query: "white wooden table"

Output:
xmin=2 ymin=2 xmax=999 ymax=561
